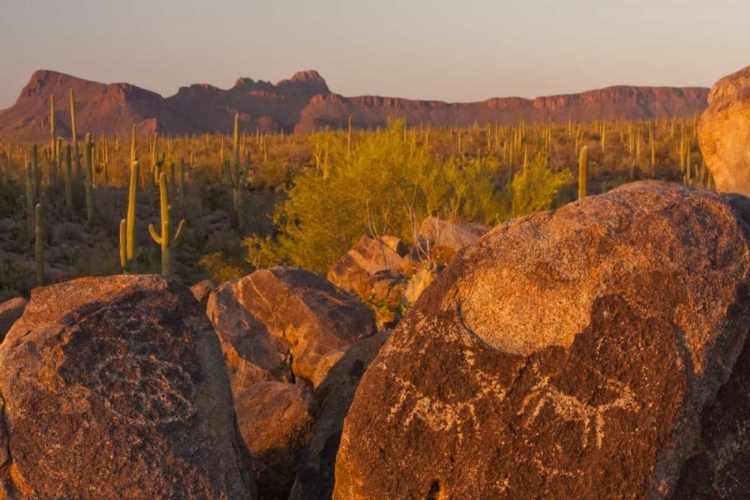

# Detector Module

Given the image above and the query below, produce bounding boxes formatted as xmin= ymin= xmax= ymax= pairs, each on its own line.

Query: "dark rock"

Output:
xmin=234 ymin=382 xmax=313 ymax=500
xmin=0 ymin=275 xmax=255 ymax=499
xmin=290 ymin=332 xmax=390 ymax=500
xmin=333 ymin=182 xmax=750 ymax=499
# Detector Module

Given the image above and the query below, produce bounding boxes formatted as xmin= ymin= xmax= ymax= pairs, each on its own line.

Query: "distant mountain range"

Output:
xmin=0 ymin=69 xmax=709 ymax=141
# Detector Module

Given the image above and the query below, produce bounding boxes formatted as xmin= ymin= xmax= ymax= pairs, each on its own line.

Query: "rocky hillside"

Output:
xmin=0 ymin=69 xmax=709 ymax=140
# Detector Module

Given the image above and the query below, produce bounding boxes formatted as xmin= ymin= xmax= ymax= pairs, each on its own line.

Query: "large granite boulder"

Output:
xmin=207 ymin=267 xmax=376 ymax=394
xmin=0 ymin=275 xmax=255 ymax=499
xmin=235 ymin=382 xmax=314 ymax=500
xmin=291 ymin=332 xmax=391 ymax=500
xmin=0 ymin=297 xmax=27 ymax=343
xmin=334 ymin=182 xmax=750 ymax=499
xmin=699 ymin=65 xmax=750 ymax=194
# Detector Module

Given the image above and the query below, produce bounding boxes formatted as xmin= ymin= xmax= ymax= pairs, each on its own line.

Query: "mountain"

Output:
xmin=0 ymin=70 xmax=709 ymax=141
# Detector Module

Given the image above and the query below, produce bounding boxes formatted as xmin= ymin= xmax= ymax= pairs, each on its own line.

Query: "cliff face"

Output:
xmin=0 ymin=70 xmax=197 ymax=141
xmin=0 ymin=69 xmax=709 ymax=141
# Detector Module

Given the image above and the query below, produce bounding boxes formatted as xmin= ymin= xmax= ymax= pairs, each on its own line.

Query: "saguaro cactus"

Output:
xmin=35 ymin=203 xmax=44 ymax=286
xmin=64 ymin=144 xmax=73 ymax=209
xmin=50 ymin=95 xmax=56 ymax=157
xmin=84 ymin=133 xmax=95 ymax=222
xmin=149 ymin=172 xmax=185 ymax=276
xmin=578 ymin=146 xmax=588 ymax=200
xmin=70 ymin=89 xmax=80 ymax=178
xmin=25 ymin=161 xmax=35 ymax=231
xmin=119 ymin=160 xmax=140 ymax=272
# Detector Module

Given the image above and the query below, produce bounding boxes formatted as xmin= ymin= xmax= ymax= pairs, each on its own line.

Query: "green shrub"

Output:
xmin=511 ymin=153 xmax=573 ymax=217
xmin=248 ymin=120 xmax=511 ymax=274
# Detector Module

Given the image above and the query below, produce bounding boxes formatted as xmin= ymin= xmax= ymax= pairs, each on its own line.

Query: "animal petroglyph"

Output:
xmin=87 ymin=337 xmax=197 ymax=426
xmin=387 ymin=370 xmax=507 ymax=440
xmin=518 ymin=364 xmax=638 ymax=449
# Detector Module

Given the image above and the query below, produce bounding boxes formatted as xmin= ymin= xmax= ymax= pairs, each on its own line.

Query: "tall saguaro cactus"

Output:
xmin=50 ymin=95 xmax=56 ymax=156
xmin=84 ymin=133 xmax=95 ymax=222
xmin=69 ymin=89 xmax=80 ymax=177
xmin=578 ymin=146 xmax=589 ymax=200
xmin=119 ymin=160 xmax=139 ymax=273
xmin=149 ymin=172 xmax=185 ymax=276
xmin=25 ymin=161 xmax=35 ymax=232
xmin=35 ymin=203 xmax=44 ymax=286
xmin=64 ymin=144 xmax=73 ymax=209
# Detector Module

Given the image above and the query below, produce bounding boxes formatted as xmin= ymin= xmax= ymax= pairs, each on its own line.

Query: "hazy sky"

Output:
xmin=1 ymin=0 xmax=748 ymax=108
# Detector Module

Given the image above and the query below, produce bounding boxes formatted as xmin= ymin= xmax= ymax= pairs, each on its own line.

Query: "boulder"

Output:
xmin=0 ymin=275 xmax=255 ymax=499
xmin=0 ymin=297 xmax=27 ymax=343
xmin=334 ymin=182 xmax=750 ymax=500
xmin=328 ymin=235 xmax=407 ymax=299
xmin=418 ymin=216 xmax=490 ymax=264
xmin=402 ymin=267 xmax=436 ymax=306
xmin=191 ymin=279 xmax=219 ymax=307
xmin=234 ymin=382 xmax=314 ymax=500
xmin=207 ymin=267 xmax=376 ymax=394
xmin=290 ymin=332 xmax=390 ymax=500
xmin=699 ymin=65 xmax=750 ymax=194
xmin=329 ymin=236 xmax=412 ymax=329
xmin=311 ymin=347 xmax=348 ymax=389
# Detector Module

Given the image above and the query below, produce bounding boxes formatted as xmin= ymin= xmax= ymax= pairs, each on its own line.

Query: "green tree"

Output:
xmin=511 ymin=153 xmax=572 ymax=218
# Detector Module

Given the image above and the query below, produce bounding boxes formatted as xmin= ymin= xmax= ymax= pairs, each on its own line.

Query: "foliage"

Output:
xmin=511 ymin=153 xmax=573 ymax=217
xmin=249 ymin=120 xmax=510 ymax=273
xmin=200 ymin=252 xmax=252 ymax=283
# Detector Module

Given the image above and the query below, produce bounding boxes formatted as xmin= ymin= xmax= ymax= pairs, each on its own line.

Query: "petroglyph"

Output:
xmin=85 ymin=337 xmax=197 ymax=426
xmin=518 ymin=364 xmax=638 ymax=449
xmin=388 ymin=371 xmax=507 ymax=440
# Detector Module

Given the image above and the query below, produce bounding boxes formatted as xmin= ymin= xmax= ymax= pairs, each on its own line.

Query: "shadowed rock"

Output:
xmin=699 ymin=65 xmax=750 ymax=195
xmin=0 ymin=275 xmax=255 ymax=499
xmin=290 ymin=332 xmax=390 ymax=500
xmin=234 ymin=382 xmax=313 ymax=500
xmin=334 ymin=182 xmax=750 ymax=499
xmin=0 ymin=298 xmax=26 ymax=343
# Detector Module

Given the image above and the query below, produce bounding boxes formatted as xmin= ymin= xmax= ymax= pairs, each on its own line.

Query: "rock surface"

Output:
xmin=699 ymin=65 xmax=750 ymax=195
xmin=207 ymin=267 xmax=376 ymax=394
xmin=0 ymin=297 xmax=26 ymax=342
xmin=418 ymin=216 xmax=490 ymax=264
xmin=191 ymin=279 xmax=219 ymax=307
xmin=0 ymin=69 xmax=708 ymax=141
xmin=234 ymin=382 xmax=313 ymax=500
xmin=291 ymin=332 xmax=390 ymax=500
xmin=334 ymin=182 xmax=750 ymax=500
xmin=328 ymin=235 xmax=407 ymax=299
xmin=0 ymin=275 xmax=255 ymax=499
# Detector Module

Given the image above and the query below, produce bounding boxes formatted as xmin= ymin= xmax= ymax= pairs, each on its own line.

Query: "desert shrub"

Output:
xmin=511 ymin=153 xmax=573 ymax=217
xmin=0 ymin=262 xmax=35 ymax=301
xmin=199 ymin=252 xmax=252 ymax=283
xmin=249 ymin=120 xmax=514 ymax=274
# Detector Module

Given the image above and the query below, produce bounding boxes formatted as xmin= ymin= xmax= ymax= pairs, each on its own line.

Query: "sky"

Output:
xmin=1 ymin=0 xmax=748 ymax=109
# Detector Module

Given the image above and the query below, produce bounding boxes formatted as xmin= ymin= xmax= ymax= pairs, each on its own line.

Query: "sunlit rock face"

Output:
xmin=0 ymin=275 xmax=255 ymax=499
xmin=334 ymin=182 xmax=750 ymax=500
xmin=699 ymin=65 xmax=750 ymax=195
